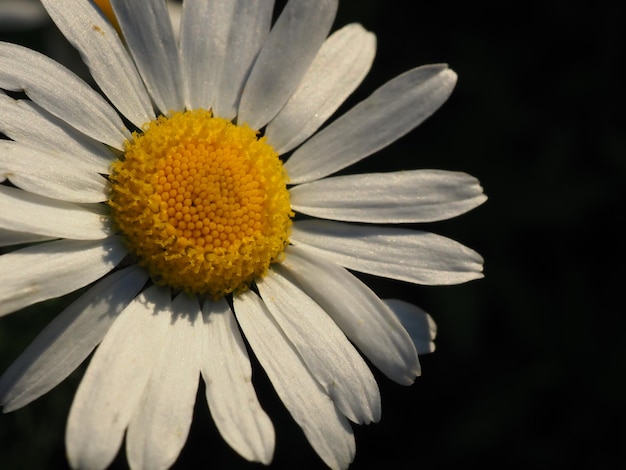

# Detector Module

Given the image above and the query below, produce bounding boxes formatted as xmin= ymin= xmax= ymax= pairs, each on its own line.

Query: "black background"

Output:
xmin=1 ymin=0 xmax=624 ymax=468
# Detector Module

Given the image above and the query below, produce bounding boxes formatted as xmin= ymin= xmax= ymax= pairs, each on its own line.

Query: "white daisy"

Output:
xmin=0 ymin=0 xmax=486 ymax=469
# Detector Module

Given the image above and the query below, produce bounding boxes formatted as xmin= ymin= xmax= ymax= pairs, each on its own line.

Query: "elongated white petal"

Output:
xmin=200 ymin=299 xmax=274 ymax=464
xmin=257 ymin=268 xmax=380 ymax=424
xmin=280 ymin=245 xmax=420 ymax=384
xmin=237 ymin=0 xmax=338 ymax=129
xmin=290 ymin=169 xmax=487 ymax=223
xmin=291 ymin=220 xmax=484 ymax=285
xmin=180 ymin=0 xmax=231 ymax=110
xmin=0 ymin=185 xmax=111 ymax=241
xmin=209 ymin=0 xmax=275 ymax=119
xmin=66 ymin=285 xmax=171 ymax=470
xmin=180 ymin=0 xmax=273 ymax=114
xmin=234 ymin=290 xmax=355 ymax=469
xmin=0 ymin=42 xmax=128 ymax=149
xmin=126 ymin=292 xmax=201 ymax=470
xmin=0 ymin=266 xmax=148 ymax=412
xmin=266 ymin=24 xmax=376 ymax=154
xmin=40 ymin=0 xmax=155 ymax=128
xmin=110 ymin=0 xmax=183 ymax=114
xmin=0 ymin=93 xmax=116 ymax=174
xmin=0 ymin=229 xmax=54 ymax=247
xmin=0 ymin=142 xmax=108 ymax=203
xmin=0 ymin=236 xmax=126 ymax=318
xmin=384 ymin=299 xmax=437 ymax=355
xmin=285 ymin=65 xmax=457 ymax=184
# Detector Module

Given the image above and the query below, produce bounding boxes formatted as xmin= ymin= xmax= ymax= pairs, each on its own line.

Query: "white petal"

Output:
xmin=0 ymin=142 xmax=109 ymax=203
xmin=209 ymin=0 xmax=275 ymax=119
xmin=384 ymin=299 xmax=437 ymax=355
xmin=291 ymin=219 xmax=484 ymax=285
xmin=285 ymin=64 xmax=457 ymax=184
xmin=257 ymin=268 xmax=380 ymax=424
xmin=0 ymin=266 xmax=148 ymax=412
xmin=66 ymin=285 xmax=172 ymax=470
xmin=280 ymin=245 xmax=420 ymax=384
xmin=0 ymin=93 xmax=116 ymax=174
xmin=237 ymin=0 xmax=339 ymax=129
xmin=0 ymin=185 xmax=112 ymax=240
xmin=110 ymin=0 xmax=184 ymax=114
xmin=0 ymin=42 xmax=129 ymax=149
xmin=180 ymin=0 xmax=273 ymax=114
xmin=40 ymin=0 xmax=155 ymax=128
xmin=265 ymin=23 xmax=376 ymax=154
xmin=179 ymin=0 xmax=231 ymax=110
xmin=0 ymin=229 xmax=54 ymax=247
xmin=290 ymin=169 xmax=487 ymax=223
xmin=200 ymin=299 xmax=275 ymax=464
xmin=126 ymin=292 xmax=201 ymax=470
xmin=0 ymin=236 xmax=126 ymax=318
xmin=233 ymin=290 xmax=355 ymax=469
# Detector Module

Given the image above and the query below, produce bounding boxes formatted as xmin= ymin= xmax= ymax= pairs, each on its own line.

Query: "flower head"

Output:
xmin=0 ymin=0 xmax=486 ymax=469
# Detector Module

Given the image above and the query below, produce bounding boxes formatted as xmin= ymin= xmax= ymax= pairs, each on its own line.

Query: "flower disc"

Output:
xmin=109 ymin=110 xmax=293 ymax=298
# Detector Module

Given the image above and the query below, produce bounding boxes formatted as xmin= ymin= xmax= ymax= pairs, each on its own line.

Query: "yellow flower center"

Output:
xmin=108 ymin=110 xmax=293 ymax=298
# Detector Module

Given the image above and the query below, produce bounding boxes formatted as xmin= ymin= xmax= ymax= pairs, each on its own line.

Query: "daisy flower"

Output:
xmin=0 ymin=0 xmax=486 ymax=469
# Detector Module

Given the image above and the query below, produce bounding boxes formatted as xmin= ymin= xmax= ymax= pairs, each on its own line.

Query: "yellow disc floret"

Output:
xmin=108 ymin=110 xmax=293 ymax=298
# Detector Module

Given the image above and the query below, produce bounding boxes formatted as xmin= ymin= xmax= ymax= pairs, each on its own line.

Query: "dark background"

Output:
xmin=1 ymin=0 xmax=624 ymax=468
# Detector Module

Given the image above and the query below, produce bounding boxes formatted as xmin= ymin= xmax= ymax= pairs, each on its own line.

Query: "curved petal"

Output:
xmin=237 ymin=0 xmax=339 ymax=130
xmin=285 ymin=64 xmax=457 ymax=184
xmin=0 ymin=93 xmax=116 ymax=174
xmin=200 ymin=299 xmax=274 ymax=464
xmin=66 ymin=284 xmax=172 ymax=470
xmin=0 ymin=236 xmax=126 ymax=318
xmin=126 ymin=292 xmax=201 ymax=470
xmin=110 ymin=0 xmax=184 ymax=114
xmin=0 ymin=42 xmax=129 ymax=149
xmin=384 ymin=299 xmax=437 ymax=355
xmin=0 ymin=266 xmax=148 ymax=412
xmin=0 ymin=185 xmax=112 ymax=241
xmin=180 ymin=0 xmax=273 ymax=114
xmin=280 ymin=245 xmax=420 ymax=384
xmin=257 ymin=268 xmax=380 ymax=424
xmin=40 ymin=0 xmax=155 ymax=128
xmin=0 ymin=142 xmax=109 ymax=203
xmin=290 ymin=169 xmax=487 ymax=223
xmin=265 ymin=23 xmax=376 ymax=154
xmin=291 ymin=219 xmax=484 ymax=285
xmin=0 ymin=229 xmax=54 ymax=247
xmin=233 ymin=290 xmax=355 ymax=469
